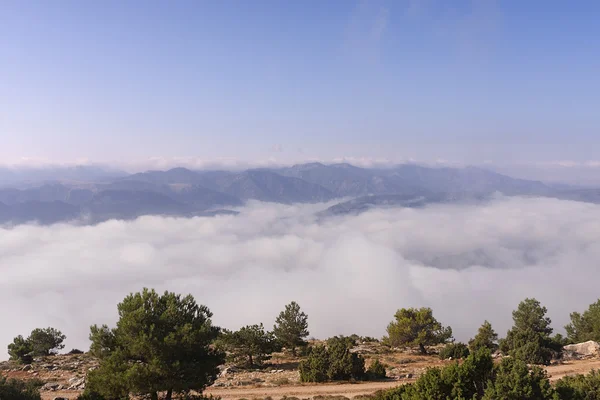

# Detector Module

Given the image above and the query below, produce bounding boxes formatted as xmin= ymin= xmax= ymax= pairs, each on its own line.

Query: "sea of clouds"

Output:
xmin=1 ymin=196 xmax=600 ymax=358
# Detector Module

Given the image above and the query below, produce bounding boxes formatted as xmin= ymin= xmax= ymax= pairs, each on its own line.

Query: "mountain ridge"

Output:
xmin=0 ymin=163 xmax=594 ymax=225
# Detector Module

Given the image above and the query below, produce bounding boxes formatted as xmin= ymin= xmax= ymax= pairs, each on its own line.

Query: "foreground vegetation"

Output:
xmin=374 ymin=348 xmax=600 ymax=400
xmin=5 ymin=289 xmax=600 ymax=399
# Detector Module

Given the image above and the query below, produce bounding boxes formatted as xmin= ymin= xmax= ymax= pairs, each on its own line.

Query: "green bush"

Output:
xmin=438 ymin=342 xmax=470 ymax=360
xmin=482 ymin=357 xmax=554 ymax=399
xmin=327 ymin=336 xmax=365 ymax=381
xmin=373 ymin=347 xmax=565 ymax=400
xmin=554 ymin=369 xmax=600 ymax=400
xmin=299 ymin=338 xmax=366 ymax=382
xmin=373 ymin=349 xmax=495 ymax=400
xmin=0 ymin=376 xmax=41 ymax=400
xmin=299 ymin=345 xmax=329 ymax=383
xmin=68 ymin=348 xmax=85 ymax=354
xmin=367 ymin=359 xmax=387 ymax=379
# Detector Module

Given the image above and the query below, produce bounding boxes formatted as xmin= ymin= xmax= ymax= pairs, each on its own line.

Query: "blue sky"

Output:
xmin=1 ymin=0 xmax=599 ymax=169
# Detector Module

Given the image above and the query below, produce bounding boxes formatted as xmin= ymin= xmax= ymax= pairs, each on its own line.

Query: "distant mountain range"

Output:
xmin=0 ymin=163 xmax=598 ymax=225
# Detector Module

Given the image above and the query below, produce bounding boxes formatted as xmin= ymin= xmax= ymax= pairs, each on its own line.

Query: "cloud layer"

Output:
xmin=1 ymin=197 xmax=600 ymax=358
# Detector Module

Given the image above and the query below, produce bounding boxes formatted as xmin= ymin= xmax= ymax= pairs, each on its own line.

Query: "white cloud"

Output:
xmin=1 ymin=197 xmax=600 ymax=359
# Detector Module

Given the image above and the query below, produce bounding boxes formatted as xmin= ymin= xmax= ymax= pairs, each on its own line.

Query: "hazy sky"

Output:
xmin=1 ymin=0 xmax=599 ymax=167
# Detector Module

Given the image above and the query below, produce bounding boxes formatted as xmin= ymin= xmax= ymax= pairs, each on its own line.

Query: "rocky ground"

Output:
xmin=2 ymin=341 xmax=600 ymax=400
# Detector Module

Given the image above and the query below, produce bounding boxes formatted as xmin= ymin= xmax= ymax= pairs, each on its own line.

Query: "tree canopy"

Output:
xmin=86 ymin=288 xmax=224 ymax=400
xmin=28 ymin=327 xmax=66 ymax=356
xmin=218 ymin=323 xmax=277 ymax=367
xmin=565 ymin=298 xmax=600 ymax=343
xmin=499 ymin=298 xmax=559 ymax=365
xmin=273 ymin=301 xmax=309 ymax=356
xmin=469 ymin=320 xmax=499 ymax=353
xmin=386 ymin=307 xmax=453 ymax=353
xmin=8 ymin=335 xmax=33 ymax=364
xmin=7 ymin=327 xmax=66 ymax=363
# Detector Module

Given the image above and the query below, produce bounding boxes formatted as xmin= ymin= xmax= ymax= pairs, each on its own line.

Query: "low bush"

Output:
xmin=0 ymin=376 xmax=42 ymax=400
xmin=554 ymin=369 xmax=600 ymax=400
xmin=366 ymin=359 xmax=387 ymax=379
xmin=299 ymin=338 xmax=366 ymax=382
xmin=438 ymin=342 xmax=470 ymax=360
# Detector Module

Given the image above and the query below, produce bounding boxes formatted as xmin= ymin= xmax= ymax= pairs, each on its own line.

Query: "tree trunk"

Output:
xmin=166 ymin=389 xmax=173 ymax=400
xmin=249 ymin=354 xmax=253 ymax=367
xmin=151 ymin=392 xmax=158 ymax=400
xmin=419 ymin=343 xmax=426 ymax=354
xmin=291 ymin=346 xmax=296 ymax=357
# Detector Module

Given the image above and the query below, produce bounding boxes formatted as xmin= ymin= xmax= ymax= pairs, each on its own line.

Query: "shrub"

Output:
xmin=374 ymin=348 xmax=560 ymax=400
xmin=68 ymin=348 xmax=85 ymax=354
xmin=0 ymin=376 xmax=41 ymax=400
xmin=373 ymin=348 xmax=495 ymax=400
xmin=482 ymin=357 xmax=554 ymax=399
xmin=271 ymin=377 xmax=290 ymax=386
xmin=299 ymin=338 xmax=366 ymax=382
xmin=367 ymin=359 xmax=387 ymax=379
xmin=439 ymin=342 xmax=470 ymax=360
xmin=327 ymin=336 xmax=365 ymax=381
xmin=555 ymin=369 xmax=600 ymax=400
xmin=299 ymin=345 xmax=329 ymax=383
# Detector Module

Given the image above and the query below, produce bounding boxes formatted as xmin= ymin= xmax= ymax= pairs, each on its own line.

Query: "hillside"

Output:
xmin=3 ymin=341 xmax=600 ymax=400
xmin=0 ymin=163 xmax=596 ymax=225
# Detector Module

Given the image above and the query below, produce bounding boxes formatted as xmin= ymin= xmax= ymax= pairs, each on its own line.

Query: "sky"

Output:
xmin=1 ymin=0 xmax=599 ymax=169
xmin=2 ymin=196 xmax=600 ymax=358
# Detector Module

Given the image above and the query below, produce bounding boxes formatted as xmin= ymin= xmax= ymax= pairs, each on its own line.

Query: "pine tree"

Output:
xmin=273 ymin=301 xmax=309 ymax=356
xmin=469 ymin=320 xmax=499 ymax=353
xmin=86 ymin=288 xmax=224 ymax=400
xmin=386 ymin=307 xmax=453 ymax=354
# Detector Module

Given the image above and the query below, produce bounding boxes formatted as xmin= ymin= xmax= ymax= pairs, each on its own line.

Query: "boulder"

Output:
xmin=42 ymin=382 xmax=61 ymax=391
xmin=21 ymin=364 xmax=32 ymax=371
xmin=563 ymin=341 xmax=600 ymax=357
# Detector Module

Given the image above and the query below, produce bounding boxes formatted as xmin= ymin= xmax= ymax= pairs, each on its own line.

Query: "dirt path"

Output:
xmin=546 ymin=358 xmax=600 ymax=382
xmin=205 ymin=381 xmax=404 ymax=400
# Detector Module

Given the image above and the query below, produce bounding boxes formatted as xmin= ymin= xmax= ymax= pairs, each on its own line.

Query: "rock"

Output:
xmin=21 ymin=364 xmax=32 ymax=371
xmin=42 ymin=382 xmax=61 ymax=391
xmin=220 ymin=366 xmax=238 ymax=375
xmin=54 ymin=397 xmax=69 ymax=400
xmin=563 ymin=341 xmax=600 ymax=357
xmin=67 ymin=378 xmax=86 ymax=390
